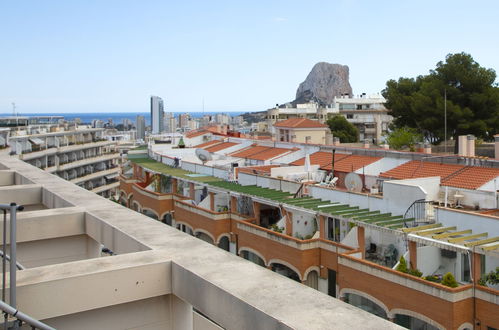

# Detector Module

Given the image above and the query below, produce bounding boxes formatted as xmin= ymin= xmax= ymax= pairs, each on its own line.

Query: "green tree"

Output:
xmin=385 ymin=126 xmax=423 ymax=150
xmin=382 ymin=53 xmax=499 ymax=148
xmin=326 ymin=115 xmax=358 ymax=143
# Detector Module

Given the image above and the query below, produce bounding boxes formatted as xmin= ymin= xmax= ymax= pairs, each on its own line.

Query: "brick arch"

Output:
xmin=159 ymin=211 xmax=172 ymax=221
xmin=268 ymin=258 xmax=303 ymax=281
xmin=131 ymin=200 xmax=141 ymax=212
xmin=142 ymin=207 xmax=159 ymax=219
xmin=193 ymin=229 xmax=215 ymax=244
xmin=238 ymin=247 xmax=267 ymax=266
xmin=457 ymin=322 xmax=473 ymax=330
xmin=216 ymin=233 xmax=230 ymax=245
xmin=303 ymin=266 xmax=320 ymax=281
xmin=339 ymin=288 xmax=390 ymax=318
xmin=390 ymin=308 xmax=445 ymax=330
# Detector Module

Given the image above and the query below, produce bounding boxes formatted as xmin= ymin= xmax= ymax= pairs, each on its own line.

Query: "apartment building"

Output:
xmin=118 ymin=139 xmax=499 ymax=330
xmin=267 ymin=94 xmax=392 ymax=143
xmin=8 ymin=126 xmax=120 ymax=198
xmin=0 ymin=152 xmax=396 ymax=329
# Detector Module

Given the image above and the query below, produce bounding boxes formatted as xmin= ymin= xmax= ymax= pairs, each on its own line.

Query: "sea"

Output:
xmin=0 ymin=112 xmax=247 ymax=125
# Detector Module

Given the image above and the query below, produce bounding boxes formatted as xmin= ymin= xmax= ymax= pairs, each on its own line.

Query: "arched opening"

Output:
xmin=270 ymin=262 xmax=300 ymax=282
xmin=142 ymin=209 xmax=159 ymax=220
xmin=195 ymin=231 xmax=214 ymax=244
xmin=304 ymin=270 xmax=319 ymax=289
xmin=131 ymin=200 xmax=140 ymax=212
xmin=343 ymin=293 xmax=388 ymax=319
xmin=162 ymin=213 xmax=173 ymax=226
xmin=176 ymin=223 xmax=193 ymax=235
xmin=393 ymin=313 xmax=440 ymax=330
xmin=240 ymin=249 xmax=265 ymax=267
xmin=218 ymin=236 xmax=230 ymax=251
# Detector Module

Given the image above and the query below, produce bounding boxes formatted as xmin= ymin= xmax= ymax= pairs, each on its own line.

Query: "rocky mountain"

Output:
xmin=294 ymin=62 xmax=352 ymax=105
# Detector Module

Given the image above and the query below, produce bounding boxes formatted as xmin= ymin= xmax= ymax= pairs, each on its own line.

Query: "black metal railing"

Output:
xmin=403 ymin=199 xmax=436 ymax=228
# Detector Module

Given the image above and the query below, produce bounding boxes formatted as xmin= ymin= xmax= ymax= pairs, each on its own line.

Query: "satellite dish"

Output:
xmin=345 ymin=172 xmax=363 ymax=192
xmin=195 ymin=148 xmax=212 ymax=164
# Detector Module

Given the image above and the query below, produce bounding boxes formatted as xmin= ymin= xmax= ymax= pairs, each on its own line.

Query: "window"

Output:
xmin=346 ymin=114 xmax=353 ymax=119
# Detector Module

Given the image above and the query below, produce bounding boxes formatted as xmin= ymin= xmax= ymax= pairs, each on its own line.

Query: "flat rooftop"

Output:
xmin=0 ymin=153 xmax=400 ymax=329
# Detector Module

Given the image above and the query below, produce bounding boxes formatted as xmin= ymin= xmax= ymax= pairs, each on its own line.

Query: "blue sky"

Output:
xmin=1 ymin=1 xmax=498 ymax=113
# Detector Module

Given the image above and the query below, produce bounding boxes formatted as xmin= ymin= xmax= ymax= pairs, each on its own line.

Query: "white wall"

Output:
xmin=436 ymin=208 xmax=499 ymax=237
xmin=383 ymin=177 xmax=440 ymax=216
xmin=287 ymin=209 xmax=316 ymax=239
xmin=356 ymin=157 xmax=410 ymax=176
xmin=416 ymin=246 xmax=441 ymax=276
xmin=442 ymin=186 xmax=497 ymax=209
xmin=479 ymin=177 xmax=499 ymax=192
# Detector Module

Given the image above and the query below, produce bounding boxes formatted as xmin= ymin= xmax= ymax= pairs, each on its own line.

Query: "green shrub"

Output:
xmin=477 ymin=278 xmax=487 ymax=287
xmin=424 ymin=275 xmax=441 ymax=283
xmin=270 ymin=224 xmax=283 ymax=234
xmin=408 ymin=268 xmax=423 ymax=277
xmin=441 ymin=272 xmax=458 ymax=288
xmin=395 ymin=256 xmax=408 ymax=273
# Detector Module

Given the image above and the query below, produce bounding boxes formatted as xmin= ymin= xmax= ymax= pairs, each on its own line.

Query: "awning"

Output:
xmin=29 ymin=137 xmax=44 ymax=145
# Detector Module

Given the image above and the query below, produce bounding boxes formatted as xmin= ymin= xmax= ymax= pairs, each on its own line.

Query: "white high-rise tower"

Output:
xmin=150 ymin=96 xmax=164 ymax=134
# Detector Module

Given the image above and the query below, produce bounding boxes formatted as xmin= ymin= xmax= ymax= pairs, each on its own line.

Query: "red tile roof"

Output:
xmin=380 ymin=161 xmax=464 ymax=180
xmin=230 ymin=145 xmax=295 ymax=160
xmin=238 ymin=165 xmax=280 ymax=175
xmin=185 ymin=129 xmax=210 ymax=138
xmin=193 ymin=140 xmax=221 ymax=149
xmin=205 ymin=142 xmax=239 ymax=153
xmin=291 ymin=152 xmax=349 ymax=168
xmin=379 ymin=160 xmax=499 ymax=190
xmin=331 ymin=155 xmax=382 ymax=172
xmin=291 ymin=152 xmax=380 ymax=172
xmin=274 ymin=118 xmax=328 ymax=128
xmin=442 ymin=166 xmax=499 ymax=190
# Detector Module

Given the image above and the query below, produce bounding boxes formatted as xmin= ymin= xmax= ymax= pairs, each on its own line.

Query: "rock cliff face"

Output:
xmin=294 ymin=62 xmax=353 ymax=105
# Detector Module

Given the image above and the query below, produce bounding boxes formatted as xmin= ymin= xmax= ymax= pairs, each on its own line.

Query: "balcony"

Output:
xmin=173 ymin=199 xmax=231 ymax=243
xmin=338 ymin=251 xmax=475 ymax=329
xmin=91 ymin=181 xmax=120 ymax=194
xmin=71 ymin=167 xmax=120 ymax=185
xmin=58 ymin=153 xmax=119 ymax=171
xmin=235 ymin=219 xmax=352 ymax=282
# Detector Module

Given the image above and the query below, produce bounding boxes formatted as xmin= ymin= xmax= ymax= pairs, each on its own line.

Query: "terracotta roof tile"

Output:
xmin=329 ymin=154 xmax=382 ymax=172
xmin=238 ymin=165 xmax=280 ymax=175
xmin=291 ymin=152 xmax=379 ymax=172
xmin=380 ymin=160 xmax=499 ymax=190
xmin=274 ymin=118 xmax=328 ymax=128
xmin=185 ymin=130 xmax=210 ymax=138
xmin=193 ymin=140 xmax=221 ymax=149
xmin=380 ymin=161 xmax=464 ymax=180
xmin=205 ymin=142 xmax=239 ymax=153
xmin=442 ymin=166 xmax=499 ymax=190
xmin=291 ymin=152 xmax=349 ymax=168
xmin=230 ymin=145 xmax=295 ymax=160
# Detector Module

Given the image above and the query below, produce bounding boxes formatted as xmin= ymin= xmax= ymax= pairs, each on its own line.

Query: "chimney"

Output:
xmin=458 ymin=135 xmax=468 ymax=156
xmin=495 ymin=135 xmax=499 ymax=159
xmin=334 ymin=137 xmax=341 ymax=146
xmin=467 ymin=135 xmax=475 ymax=157
xmin=416 ymin=143 xmax=424 ymax=153
xmin=363 ymin=139 xmax=370 ymax=149
xmin=424 ymin=143 xmax=432 ymax=154
xmin=325 ymin=132 xmax=333 ymax=145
